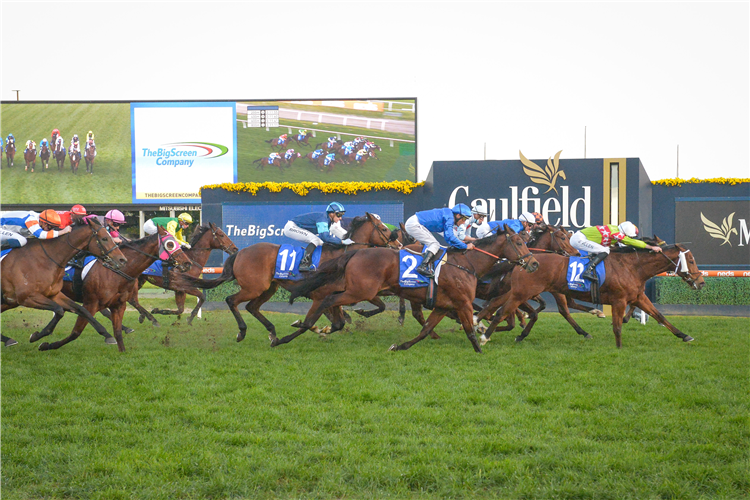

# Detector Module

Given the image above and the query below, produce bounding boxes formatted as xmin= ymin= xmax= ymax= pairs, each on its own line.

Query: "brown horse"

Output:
xmin=265 ymin=137 xmax=289 ymax=151
xmin=316 ymin=154 xmax=343 ymax=173
xmin=290 ymin=132 xmax=314 ymax=147
xmin=253 ymin=156 xmax=287 ymax=172
xmin=1 ymin=218 xmax=127 ymax=346
xmin=39 ymin=143 xmax=51 ymax=170
xmin=283 ymin=228 xmax=539 ymax=352
xmin=84 ymin=144 xmax=96 ymax=174
xmin=130 ymin=223 xmax=239 ymax=326
xmin=54 ymin=145 xmax=66 ymax=171
xmin=34 ymin=227 xmax=193 ymax=352
xmin=477 ymin=244 xmax=704 ymax=348
xmin=284 ymin=151 xmax=302 ymax=165
xmin=305 ymin=151 xmax=326 ymax=164
xmin=24 ymin=146 xmax=37 ymax=172
xmin=4 ymin=139 xmax=16 ymax=167
xmin=171 ymin=214 xmax=399 ymax=343
xmin=69 ymin=148 xmax=81 ymax=174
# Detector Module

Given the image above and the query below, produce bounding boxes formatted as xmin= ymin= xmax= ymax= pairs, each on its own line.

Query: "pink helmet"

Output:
xmin=105 ymin=209 xmax=126 ymax=224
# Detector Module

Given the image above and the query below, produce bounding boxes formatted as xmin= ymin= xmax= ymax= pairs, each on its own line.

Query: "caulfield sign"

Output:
xmin=676 ymin=198 xmax=750 ymax=266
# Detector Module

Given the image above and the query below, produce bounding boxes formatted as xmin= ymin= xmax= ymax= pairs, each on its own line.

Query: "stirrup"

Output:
xmin=581 ymin=269 xmax=597 ymax=281
xmin=416 ymin=264 xmax=434 ymax=278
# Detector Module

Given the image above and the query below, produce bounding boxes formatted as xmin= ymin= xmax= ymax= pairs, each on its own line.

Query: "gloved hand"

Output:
xmin=183 ymin=243 xmax=191 ymax=249
xmin=341 ymin=238 xmax=355 ymax=245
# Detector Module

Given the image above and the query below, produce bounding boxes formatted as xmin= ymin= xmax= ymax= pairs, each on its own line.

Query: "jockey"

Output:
xmin=51 ymin=129 xmax=60 ymax=146
xmin=284 ymin=148 xmax=296 ymax=160
xmin=86 ymin=130 xmax=95 ymax=145
xmin=278 ymin=133 xmax=288 ymax=144
xmin=56 ymin=204 xmax=88 ymax=229
xmin=475 ymin=212 xmax=535 ymax=239
xmin=456 ymin=207 xmax=489 ymax=243
xmin=69 ymin=135 xmax=81 ymax=155
xmin=282 ymin=202 xmax=353 ymax=272
xmin=54 ymin=134 xmax=64 ymax=153
xmin=86 ymin=139 xmax=96 ymax=156
xmin=324 ymin=152 xmax=336 ymax=166
xmin=570 ymin=221 xmax=663 ymax=281
xmin=24 ymin=139 xmax=36 ymax=153
xmin=0 ymin=209 xmax=72 ymax=249
xmin=268 ymin=152 xmax=282 ymax=164
xmin=343 ymin=140 xmax=354 ymax=150
xmin=355 ymin=148 xmax=368 ymax=161
xmin=95 ymin=209 xmax=128 ymax=244
xmin=40 ymin=138 xmax=49 ymax=150
xmin=144 ymin=212 xmax=193 ymax=248
xmin=405 ymin=204 xmax=474 ymax=278
xmin=311 ymin=148 xmax=324 ymax=159
xmin=298 ymin=129 xmax=308 ymax=138
xmin=327 ymin=136 xmax=338 ymax=148
xmin=5 ymin=134 xmax=14 ymax=147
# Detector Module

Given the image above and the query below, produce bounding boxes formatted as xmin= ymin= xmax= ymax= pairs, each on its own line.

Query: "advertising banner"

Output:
xmin=221 ymin=202 xmax=404 ymax=257
xmin=675 ymin=197 xmax=750 ymax=267
xmin=131 ymin=102 xmax=237 ymax=204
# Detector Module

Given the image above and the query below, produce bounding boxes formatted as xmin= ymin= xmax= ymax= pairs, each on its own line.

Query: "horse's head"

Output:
xmin=86 ymin=217 xmax=128 ymax=269
xmin=209 ymin=222 xmax=239 ymax=255
xmin=156 ymin=226 xmax=192 ymax=272
xmin=546 ymin=225 xmax=578 ymax=256
xmin=671 ymin=244 xmax=705 ymax=291
xmin=501 ymin=227 xmax=538 ymax=273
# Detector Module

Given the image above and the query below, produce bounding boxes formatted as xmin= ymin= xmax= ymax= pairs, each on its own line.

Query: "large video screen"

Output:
xmin=0 ymin=99 xmax=416 ymax=206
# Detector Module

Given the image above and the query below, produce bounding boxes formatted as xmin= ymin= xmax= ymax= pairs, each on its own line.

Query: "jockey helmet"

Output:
xmin=178 ymin=213 xmax=193 ymax=224
xmin=618 ymin=221 xmax=639 ymax=238
xmin=451 ymin=204 xmax=473 ymax=218
xmin=105 ymin=209 xmax=126 ymax=225
xmin=531 ymin=212 xmax=545 ymax=224
xmin=326 ymin=202 xmax=345 ymax=214
xmin=8 ymin=134 xmax=13 ymax=139
xmin=471 ymin=206 xmax=489 ymax=217
xmin=39 ymin=209 xmax=62 ymax=228
xmin=41 ymin=138 xmax=47 ymax=144
xmin=73 ymin=134 xmax=78 ymax=141
xmin=88 ymin=130 xmax=93 ymax=136
xmin=518 ymin=212 xmax=536 ymax=224
xmin=71 ymin=204 xmax=87 ymax=215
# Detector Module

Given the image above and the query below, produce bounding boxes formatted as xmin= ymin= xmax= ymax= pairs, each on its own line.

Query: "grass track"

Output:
xmin=2 ymin=307 xmax=748 ymax=499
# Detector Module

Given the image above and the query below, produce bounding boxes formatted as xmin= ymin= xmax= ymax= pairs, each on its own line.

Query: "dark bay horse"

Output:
xmin=291 ymin=132 xmax=314 ymax=147
xmin=5 ymin=139 xmax=16 ymax=167
xmin=1 ymin=219 xmax=127 ymax=346
xmin=265 ymin=137 xmax=288 ymax=151
xmin=171 ymin=214 xmax=399 ymax=343
xmin=40 ymin=143 xmax=51 ymax=170
xmin=24 ymin=146 xmax=37 ymax=172
xmin=284 ymin=228 xmax=539 ymax=352
xmin=284 ymin=152 xmax=302 ymax=165
xmin=69 ymin=149 xmax=81 ymax=174
xmin=477 ymin=245 xmax=704 ymax=348
xmin=131 ymin=223 xmax=239 ymax=326
xmin=54 ymin=145 xmax=66 ymax=171
xmin=316 ymin=155 xmax=343 ymax=173
xmin=35 ymin=227 xmax=193 ymax=352
xmin=84 ymin=144 xmax=96 ymax=174
xmin=253 ymin=156 xmax=287 ymax=172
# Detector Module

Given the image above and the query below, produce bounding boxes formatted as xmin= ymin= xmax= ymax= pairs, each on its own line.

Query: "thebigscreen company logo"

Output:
xmin=141 ymin=142 xmax=229 ymax=167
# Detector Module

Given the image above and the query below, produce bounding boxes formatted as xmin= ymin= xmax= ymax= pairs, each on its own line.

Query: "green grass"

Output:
xmin=2 ymin=309 xmax=748 ymax=499
xmin=1 ymin=103 xmax=132 ymax=205
xmin=241 ymin=100 xmax=416 ymax=121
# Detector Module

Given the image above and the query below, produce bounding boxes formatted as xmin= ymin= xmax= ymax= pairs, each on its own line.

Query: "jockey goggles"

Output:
xmin=334 ymin=212 xmax=345 ymax=218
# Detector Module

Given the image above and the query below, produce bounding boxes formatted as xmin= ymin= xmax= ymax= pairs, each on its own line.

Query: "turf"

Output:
xmin=2 ymin=307 xmax=747 ymax=500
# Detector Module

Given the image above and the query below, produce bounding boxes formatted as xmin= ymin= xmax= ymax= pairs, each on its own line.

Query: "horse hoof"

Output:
xmin=515 ymin=336 xmax=524 ymax=342
xmin=270 ymin=338 xmax=280 ymax=347
xmin=237 ymin=331 xmax=246 ymax=342
xmin=584 ymin=333 xmax=593 ymax=339
xmin=29 ymin=331 xmax=42 ymax=343
xmin=4 ymin=338 xmax=18 ymax=347
xmin=388 ymin=344 xmax=398 ymax=351
xmin=138 ymin=314 xmax=145 ymax=324
xmin=479 ymin=334 xmax=490 ymax=346
xmin=290 ymin=320 xmax=302 ymax=327
xmin=105 ymin=338 xmax=117 ymax=345
xmin=123 ymin=327 xmax=135 ymax=334
xmin=38 ymin=342 xmax=50 ymax=351
xmin=320 ymin=326 xmax=331 ymax=335
xmin=683 ymin=336 xmax=694 ymax=342
xmin=597 ymin=312 xmax=606 ymax=318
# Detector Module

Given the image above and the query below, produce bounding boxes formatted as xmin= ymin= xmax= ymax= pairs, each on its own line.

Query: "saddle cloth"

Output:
xmin=398 ymin=246 xmax=447 ymax=288
xmin=142 ymin=259 xmax=166 ymax=276
xmin=274 ymin=244 xmax=323 ymax=280
xmin=63 ymin=256 xmax=98 ymax=282
xmin=566 ymin=251 xmax=606 ymax=292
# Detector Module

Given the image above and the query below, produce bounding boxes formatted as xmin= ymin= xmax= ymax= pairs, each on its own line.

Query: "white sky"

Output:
xmin=2 ymin=2 xmax=748 ymax=182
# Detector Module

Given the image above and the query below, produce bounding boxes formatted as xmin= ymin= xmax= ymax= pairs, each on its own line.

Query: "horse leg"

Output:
xmin=622 ymin=304 xmax=636 ymax=324
xmin=389 ymin=307 xmax=449 ymax=351
xmin=130 ymin=294 xmax=160 ymax=327
xmin=185 ymin=289 xmax=206 ymax=326
xmin=610 ymin=300 xmax=628 ymax=348
xmin=409 ymin=301 xmax=440 ymax=339
xmin=243 ymin=283 xmax=279 ymax=342
xmin=398 ymin=297 xmax=406 ymax=326
xmin=514 ymin=301 xmax=543 ymax=342
xmin=567 ymin=298 xmax=607 ymax=318
xmin=108 ymin=302 xmax=129 ymax=352
xmin=551 ymin=292 xmax=593 ymax=339
xmin=24 ymin=294 xmax=75 ymax=343
xmin=633 ymin=293 xmax=693 ymax=343
xmin=100 ymin=307 xmax=135 ymax=334
xmin=1 ymin=335 xmax=18 ymax=346
xmin=226 ymin=287 xmax=263 ymax=343
xmin=353 ymin=297 xmax=386 ymax=318
xmin=37 ymin=297 xmax=115 ymax=351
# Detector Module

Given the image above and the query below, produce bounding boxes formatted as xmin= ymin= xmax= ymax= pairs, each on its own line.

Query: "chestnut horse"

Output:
xmin=5 ymin=139 xmax=16 ymax=167
xmin=477 ymin=244 xmax=704 ymax=348
xmin=290 ymin=131 xmax=314 ymax=147
xmin=1 ymin=218 xmax=127 ymax=346
xmin=130 ymin=223 xmax=239 ymax=326
xmin=69 ymin=149 xmax=81 ymax=174
xmin=264 ymin=137 xmax=289 ymax=151
xmin=284 ymin=228 xmax=539 ymax=352
xmin=84 ymin=144 xmax=96 ymax=174
xmin=253 ymin=156 xmax=287 ymax=172
xmin=171 ymin=214 xmax=399 ymax=343
xmin=33 ymin=227 xmax=193 ymax=352
xmin=24 ymin=146 xmax=37 ymax=172
xmin=39 ymin=143 xmax=51 ymax=170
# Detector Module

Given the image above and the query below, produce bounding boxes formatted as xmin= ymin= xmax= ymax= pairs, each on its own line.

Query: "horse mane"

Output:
xmin=344 ymin=216 xmax=369 ymax=238
xmin=189 ymin=224 xmax=210 ymax=246
xmin=121 ymin=232 xmax=158 ymax=251
xmin=447 ymin=231 xmax=504 ymax=253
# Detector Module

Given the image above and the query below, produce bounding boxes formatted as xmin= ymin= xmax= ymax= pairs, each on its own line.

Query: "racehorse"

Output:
xmin=84 ymin=144 xmax=96 ymax=174
xmin=315 ymin=140 xmax=341 ymax=151
xmin=265 ymin=137 xmax=288 ymax=151
xmin=39 ymin=143 xmax=51 ymax=170
xmin=316 ymin=154 xmax=343 ymax=173
xmin=284 ymin=152 xmax=302 ymax=165
xmin=69 ymin=149 xmax=81 ymax=174
xmin=477 ymin=244 xmax=704 ymax=348
xmin=54 ymin=145 xmax=66 ymax=171
xmin=284 ymin=228 xmax=539 ymax=352
xmin=34 ymin=227 xmax=193 ymax=353
xmin=171 ymin=214 xmax=399 ymax=344
xmin=253 ymin=156 xmax=287 ymax=172
xmin=1 ymin=218 xmax=127 ymax=348
xmin=24 ymin=146 xmax=37 ymax=173
xmin=129 ymin=223 xmax=238 ymax=326
xmin=4 ymin=140 xmax=15 ymax=168
xmin=291 ymin=132 xmax=314 ymax=147
xmin=305 ymin=151 xmax=324 ymax=164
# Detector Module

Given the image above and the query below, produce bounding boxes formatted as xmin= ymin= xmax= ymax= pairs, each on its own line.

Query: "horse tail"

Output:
xmin=252 ymin=158 xmax=261 ymax=163
xmin=173 ymin=252 xmax=239 ymax=290
xmin=287 ymin=250 xmax=359 ymax=303
xmin=264 ymin=139 xmax=273 ymax=144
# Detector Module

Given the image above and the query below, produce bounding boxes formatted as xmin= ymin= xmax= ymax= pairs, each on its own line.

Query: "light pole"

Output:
xmin=11 ymin=90 xmax=20 ymax=101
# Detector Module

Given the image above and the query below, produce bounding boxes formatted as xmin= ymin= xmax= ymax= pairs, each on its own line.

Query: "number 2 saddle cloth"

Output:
xmin=399 ymin=246 xmax=448 ymax=288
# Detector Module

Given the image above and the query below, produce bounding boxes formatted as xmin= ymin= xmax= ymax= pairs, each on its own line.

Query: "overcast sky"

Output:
xmin=2 ymin=2 xmax=748 ymax=182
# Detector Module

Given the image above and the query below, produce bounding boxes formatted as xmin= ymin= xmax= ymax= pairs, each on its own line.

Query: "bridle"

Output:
xmin=661 ymin=248 xmax=702 ymax=290
xmin=188 ymin=226 xmax=237 ymax=255
xmin=41 ymin=222 xmax=120 ymax=269
xmin=480 ymin=230 xmax=535 ymax=268
xmin=110 ymin=234 xmax=191 ymax=280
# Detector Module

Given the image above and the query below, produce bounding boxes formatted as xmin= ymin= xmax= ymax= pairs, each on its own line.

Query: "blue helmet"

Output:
xmin=451 ymin=203 xmax=472 ymax=218
xmin=8 ymin=134 xmax=13 ymax=139
xmin=326 ymin=202 xmax=345 ymax=214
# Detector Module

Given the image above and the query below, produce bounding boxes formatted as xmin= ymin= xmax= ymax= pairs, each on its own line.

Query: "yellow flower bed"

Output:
xmin=201 ymin=180 xmax=425 ymax=196
xmin=652 ymin=177 xmax=749 ymax=186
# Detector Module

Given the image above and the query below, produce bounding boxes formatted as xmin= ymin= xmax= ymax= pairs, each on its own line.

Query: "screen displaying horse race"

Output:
xmin=0 ymin=99 xmax=417 ymax=205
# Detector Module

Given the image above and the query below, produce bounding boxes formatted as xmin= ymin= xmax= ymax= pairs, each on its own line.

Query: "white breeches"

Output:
xmin=405 ymin=215 xmax=440 ymax=254
xmin=283 ymin=221 xmax=323 ymax=246
xmin=144 ymin=220 xmax=157 ymax=235
xmin=0 ymin=228 xmax=27 ymax=247
xmin=570 ymin=231 xmax=610 ymax=255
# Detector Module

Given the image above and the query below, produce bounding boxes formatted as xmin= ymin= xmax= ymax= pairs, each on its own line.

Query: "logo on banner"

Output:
xmin=520 ymin=150 xmax=566 ymax=195
xmin=701 ymin=212 xmax=749 ymax=246
xmin=141 ymin=142 xmax=229 ymax=167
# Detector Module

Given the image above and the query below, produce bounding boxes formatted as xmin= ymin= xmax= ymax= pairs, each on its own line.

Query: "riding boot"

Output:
xmin=581 ymin=252 xmax=607 ymax=281
xmin=415 ymin=251 xmax=436 ymax=278
xmin=298 ymin=243 xmax=317 ymax=272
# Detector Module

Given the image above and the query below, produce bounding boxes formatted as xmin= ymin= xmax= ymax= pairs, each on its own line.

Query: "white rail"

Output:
xmin=236 ymin=120 xmax=414 ymax=147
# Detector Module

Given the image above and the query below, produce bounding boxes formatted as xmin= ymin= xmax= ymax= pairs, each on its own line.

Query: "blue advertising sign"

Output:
xmin=221 ymin=202 xmax=404 ymax=259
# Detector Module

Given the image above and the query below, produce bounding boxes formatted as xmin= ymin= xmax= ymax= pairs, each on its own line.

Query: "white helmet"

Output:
xmin=518 ymin=212 xmax=535 ymax=224
xmin=618 ymin=221 xmax=639 ymax=238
